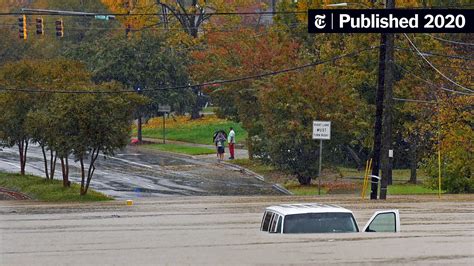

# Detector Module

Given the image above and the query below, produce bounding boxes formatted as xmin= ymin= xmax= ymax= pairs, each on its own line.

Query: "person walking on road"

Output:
xmin=228 ymin=127 xmax=235 ymax=160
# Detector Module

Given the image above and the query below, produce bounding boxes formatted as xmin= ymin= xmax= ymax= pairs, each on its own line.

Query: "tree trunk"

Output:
xmin=18 ymin=140 xmax=28 ymax=175
xmin=297 ymin=174 xmax=312 ymax=186
xmin=50 ymin=150 xmax=57 ymax=180
xmin=246 ymin=137 xmax=254 ymax=160
xmin=345 ymin=145 xmax=362 ymax=171
xmin=41 ymin=145 xmax=49 ymax=179
xmin=60 ymin=157 xmax=70 ymax=188
xmin=84 ymin=149 xmax=100 ymax=195
xmin=190 ymin=90 xmax=201 ymax=120
xmin=137 ymin=116 xmax=142 ymax=142
xmin=409 ymin=139 xmax=417 ymax=184
xmin=80 ymin=157 xmax=86 ymax=195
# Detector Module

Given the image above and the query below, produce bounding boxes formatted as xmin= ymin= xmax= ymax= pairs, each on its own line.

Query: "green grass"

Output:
xmin=142 ymin=120 xmax=247 ymax=145
xmin=232 ymin=159 xmax=327 ymax=195
xmin=337 ymin=167 xmax=428 ymax=182
xmin=232 ymin=159 xmax=275 ymax=175
xmin=202 ymin=106 xmax=217 ymax=113
xmin=143 ymin=143 xmax=215 ymax=155
xmin=0 ymin=172 xmax=112 ymax=202
xmin=284 ymin=180 xmax=327 ymax=196
xmin=387 ymin=184 xmax=442 ymax=195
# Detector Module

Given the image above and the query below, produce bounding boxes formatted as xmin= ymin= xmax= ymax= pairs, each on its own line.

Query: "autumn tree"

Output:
xmin=191 ymin=27 xmax=303 ymax=158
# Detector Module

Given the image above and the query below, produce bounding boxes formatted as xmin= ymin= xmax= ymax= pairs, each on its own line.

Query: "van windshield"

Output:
xmin=283 ymin=213 xmax=358 ymax=233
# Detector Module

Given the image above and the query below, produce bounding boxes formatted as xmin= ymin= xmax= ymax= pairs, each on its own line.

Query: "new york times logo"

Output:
xmin=314 ymin=14 xmax=326 ymax=29
xmin=308 ymin=9 xmax=473 ymax=33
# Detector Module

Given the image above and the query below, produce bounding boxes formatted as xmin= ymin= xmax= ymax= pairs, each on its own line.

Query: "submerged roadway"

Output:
xmin=0 ymin=145 xmax=279 ymax=198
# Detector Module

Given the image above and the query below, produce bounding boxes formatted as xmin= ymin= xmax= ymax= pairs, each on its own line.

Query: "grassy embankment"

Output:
xmin=144 ymin=143 xmax=215 ymax=155
xmin=137 ymin=115 xmax=247 ymax=154
xmin=232 ymin=159 xmax=440 ymax=196
xmin=0 ymin=172 xmax=112 ymax=202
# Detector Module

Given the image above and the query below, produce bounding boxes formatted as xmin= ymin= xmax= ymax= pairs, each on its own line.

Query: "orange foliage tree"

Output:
xmin=190 ymin=27 xmax=303 ymax=158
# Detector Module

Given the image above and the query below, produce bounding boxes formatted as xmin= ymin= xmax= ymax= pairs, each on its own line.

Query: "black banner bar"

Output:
xmin=308 ymin=9 xmax=474 ymax=33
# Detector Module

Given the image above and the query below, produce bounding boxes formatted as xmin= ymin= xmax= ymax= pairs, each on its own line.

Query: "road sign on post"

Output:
xmin=312 ymin=121 xmax=331 ymax=140
xmin=159 ymin=104 xmax=171 ymax=144
xmin=313 ymin=121 xmax=331 ymax=195
xmin=158 ymin=104 xmax=171 ymax=113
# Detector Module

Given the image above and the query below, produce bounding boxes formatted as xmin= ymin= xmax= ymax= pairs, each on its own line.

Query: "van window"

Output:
xmin=366 ymin=212 xmax=396 ymax=232
xmin=270 ymin=214 xmax=280 ymax=233
xmin=276 ymin=216 xmax=282 ymax=233
xmin=283 ymin=213 xmax=358 ymax=233
xmin=261 ymin=211 xmax=273 ymax=231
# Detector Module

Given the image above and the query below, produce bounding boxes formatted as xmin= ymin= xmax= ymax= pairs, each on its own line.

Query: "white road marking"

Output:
xmin=0 ymin=160 xmax=21 ymax=169
xmin=108 ymin=156 xmax=153 ymax=169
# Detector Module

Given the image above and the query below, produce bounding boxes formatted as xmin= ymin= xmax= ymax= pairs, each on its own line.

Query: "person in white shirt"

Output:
xmin=228 ymin=127 xmax=235 ymax=160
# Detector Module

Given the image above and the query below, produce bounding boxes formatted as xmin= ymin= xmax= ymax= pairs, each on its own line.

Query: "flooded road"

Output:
xmin=0 ymin=145 xmax=278 ymax=198
xmin=1 ymin=195 xmax=473 ymax=265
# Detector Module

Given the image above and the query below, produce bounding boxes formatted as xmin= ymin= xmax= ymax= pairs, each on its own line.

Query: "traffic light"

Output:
xmin=55 ymin=19 xmax=64 ymax=38
xmin=36 ymin=17 xmax=44 ymax=35
xmin=18 ymin=15 xmax=27 ymax=40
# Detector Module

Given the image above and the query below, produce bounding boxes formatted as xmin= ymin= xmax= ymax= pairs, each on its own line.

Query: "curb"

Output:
xmin=220 ymin=162 xmax=293 ymax=195
xmin=272 ymin=183 xmax=293 ymax=195
xmin=219 ymin=161 xmax=265 ymax=182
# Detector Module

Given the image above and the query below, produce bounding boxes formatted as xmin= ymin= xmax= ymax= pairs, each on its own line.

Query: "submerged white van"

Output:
xmin=261 ymin=203 xmax=400 ymax=234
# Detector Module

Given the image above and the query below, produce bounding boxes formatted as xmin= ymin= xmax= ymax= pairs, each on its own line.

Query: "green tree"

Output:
xmin=48 ymin=83 xmax=144 ymax=195
xmin=260 ymin=67 xmax=364 ymax=185
xmin=0 ymin=59 xmax=92 ymax=178
xmin=422 ymin=96 xmax=473 ymax=193
xmin=69 ymin=31 xmax=192 ymax=119
xmin=0 ymin=91 xmax=32 ymax=175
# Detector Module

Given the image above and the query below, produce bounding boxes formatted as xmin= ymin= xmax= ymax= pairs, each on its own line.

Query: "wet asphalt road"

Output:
xmin=0 ymin=145 xmax=278 ymax=198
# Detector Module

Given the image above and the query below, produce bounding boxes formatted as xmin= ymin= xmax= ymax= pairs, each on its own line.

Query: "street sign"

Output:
xmin=312 ymin=121 xmax=331 ymax=140
xmin=94 ymin=15 xmax=112 ymax=20
xmin=158 ymin=104 xmax=171 ymax=113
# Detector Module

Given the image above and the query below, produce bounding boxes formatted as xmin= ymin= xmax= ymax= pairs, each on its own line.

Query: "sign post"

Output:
xmin=158 ymin=104 xmax=171 ymax=144
xmin=312 ymin=121 xmax=331 ymax=195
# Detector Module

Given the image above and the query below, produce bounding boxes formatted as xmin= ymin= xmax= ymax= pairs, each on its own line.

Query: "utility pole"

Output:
xmin=380 ymin=0 xmax=396 ymax=199
xmin=370 ymin=31 xmax=386 ymax=200
xmin=135 ymin=86 xmax=143 ymax=143
xmin=371 ymin=0 xmax=395 ymax=200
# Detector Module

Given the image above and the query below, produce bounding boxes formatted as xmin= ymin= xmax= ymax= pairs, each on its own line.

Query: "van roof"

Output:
xmin=266 ymin=203 xmax=353 ymax=216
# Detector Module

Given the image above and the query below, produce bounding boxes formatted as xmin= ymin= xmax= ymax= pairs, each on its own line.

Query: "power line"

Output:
xmin=0 ymin=46 xmax=379 ymax=94
xmin=424 ymin=33 xmax=474 ymax=46
xmin=0 ymin=11 xmax=306 ymax=17
xmin=395 ymin=47 xmax=474 ymax=61
xmin=403 ymin=33 xmax=474 ymax=93
xmin=434 ymin=64 xmax=474 ymax=71
xmin=393 ymin=97 xmax=437 ymax=104
xmin=395 ymin=63 xmax=473 ymax=96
